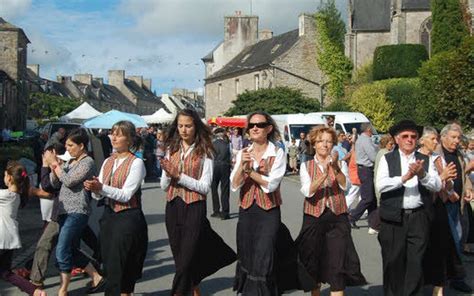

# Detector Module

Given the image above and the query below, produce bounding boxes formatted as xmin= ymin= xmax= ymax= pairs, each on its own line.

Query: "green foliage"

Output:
xmin=0 ymin=143 xmax=34 ymax=164
xmin=418 ymin=36 xmax=474 ymax=129
xmin=224 ymin=87 xmax=320 ymax=116
xmin=314 ymin=1 xmax=353 ymax=102
xmin=373 ymin=44 xmax=428 ymax=81
xmin=324 ymin=98 xmax=351 ymax=112
xmin=352 ymin=62 xmax=373 ymax=85
xmin=431 ymin=0 xmax=469 ymax=55
xmin=28 ymin=92 xmax=80 ymax=120
xmin=383 ymin=78 xmax=424 ymax=124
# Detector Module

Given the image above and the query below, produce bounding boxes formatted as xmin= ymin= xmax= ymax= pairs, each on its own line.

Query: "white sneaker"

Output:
xmin=368 ymin=227 xmax=379 ymax=235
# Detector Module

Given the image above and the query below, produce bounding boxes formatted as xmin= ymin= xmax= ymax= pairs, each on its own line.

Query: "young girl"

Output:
xmin=161 ymin=109 xmax=236 ymax=296
xmin=0 ymin=161 xmax=46 ymax=296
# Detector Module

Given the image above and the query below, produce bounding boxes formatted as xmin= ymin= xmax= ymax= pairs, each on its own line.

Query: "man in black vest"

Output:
xmin=211 ymin=128 xmax=232 ymax=220
xmin=376 ymin=120 xmax=441 ymax=296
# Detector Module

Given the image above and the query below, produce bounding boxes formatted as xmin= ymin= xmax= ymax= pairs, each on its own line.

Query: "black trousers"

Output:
xmin=349 ymin=166 xmax=377 ymax=224
xmin=378 ymin=209 xmax=430 ymax=296
xmin=211 ymin=163 xmax=230 ymax=215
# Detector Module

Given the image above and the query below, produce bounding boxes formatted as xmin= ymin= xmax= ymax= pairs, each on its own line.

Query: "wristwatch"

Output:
xmin=243 ymin=167 xmax=253 ymax=175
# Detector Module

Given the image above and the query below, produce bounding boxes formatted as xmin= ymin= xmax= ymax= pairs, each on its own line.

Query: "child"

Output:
xmin=0 ymin=161 xmax=46 ymax=296
xmin=288 ymin=138 xmax=298 ymax=174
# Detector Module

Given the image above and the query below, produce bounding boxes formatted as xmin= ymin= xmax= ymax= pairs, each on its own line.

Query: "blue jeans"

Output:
xmin=156 ymin=157 xmax=162 ymax=180
xmin=446 ymin=201 xmax=462 ymax=256
xmin=56 ymin=213 xmax=89 ymax=273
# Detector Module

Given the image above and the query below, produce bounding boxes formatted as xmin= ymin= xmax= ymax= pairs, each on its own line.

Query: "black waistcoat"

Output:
xmin=379 ymin=149 xmax=434 ymax=223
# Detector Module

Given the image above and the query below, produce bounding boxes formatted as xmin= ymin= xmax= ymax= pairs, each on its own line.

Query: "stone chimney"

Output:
xmin=298 ymin=13 xmax=315 ymax=37
xmin=223 ymin=12 xmax=258 ymax=65
xmin=259 ymin=29 xmax=273 ymax=40
xmin=143 ymin=79 xmax=152 ymax=91
xmin=108 ymin=70 xmax=125 ymax=87
xmin=74 ymin=74 xmax=93 ymax=85
xmin=127 ymin=75 xmax=143 ymax=88
xmin=93 ymin=77 xmax=104 ymax=85
xmin=56 ymin=75 xmax=72 ymax=83
xmin=27 ymin=64 xmax=40 ymax=76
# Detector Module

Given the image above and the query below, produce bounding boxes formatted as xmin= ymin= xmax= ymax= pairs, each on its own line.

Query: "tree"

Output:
xmin=28 ymin=92 xmax=81 ymax=121
xmin=431 ymin=0 xmax=469 ymax=55
xmin=224 ymin=87 xmax=320 ymax=116
xmin=314 ymin=0 xmax=353 ymax=102
xmin=418 ymin=36 xmax=474 ymax=129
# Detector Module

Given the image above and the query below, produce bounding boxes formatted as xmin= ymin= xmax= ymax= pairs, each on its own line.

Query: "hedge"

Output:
xmin=373 ymin=44 xmax=428 ymax=81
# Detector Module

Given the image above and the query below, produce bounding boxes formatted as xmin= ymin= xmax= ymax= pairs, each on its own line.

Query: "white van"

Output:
xmin=272 ymin=113 xmax=326 ymax=147
xmin=307 ymin=112 xmax=378 ymax=135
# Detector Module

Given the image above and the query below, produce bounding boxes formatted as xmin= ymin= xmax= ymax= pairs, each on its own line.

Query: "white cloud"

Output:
xmin=0 ymin=0 xmax=32 ymax=20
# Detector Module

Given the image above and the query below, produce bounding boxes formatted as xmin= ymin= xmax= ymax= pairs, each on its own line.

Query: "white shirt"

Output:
xmin=230 ymin=141 xmax=286 ymax=193
xmin=376 ymin=149 xmax=441 ymax=209
xmin=93 ymin=157 xmax=146 ymax=203
xmin=160 ymin=146 xmax=213 ymax=195
xmin=300 ymin=157 xmax=346 ymax=198
xmin=0 ymin=189 xmax=21 ymax=249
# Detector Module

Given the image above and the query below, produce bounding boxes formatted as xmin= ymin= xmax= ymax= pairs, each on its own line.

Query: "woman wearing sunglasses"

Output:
xmin=160 ymin=109 xmax=236 ymax=296
xmin=231 ymin=111 xmax=299 ymax=294
xmin=296 ymin=126 xmax=366 ymax=296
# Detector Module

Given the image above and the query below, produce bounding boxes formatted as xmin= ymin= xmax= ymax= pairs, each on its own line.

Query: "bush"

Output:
xmin=373 ymin=44 xmax=428 ymax=81
xmin=418 ymin=36 xmax=474 ymax=129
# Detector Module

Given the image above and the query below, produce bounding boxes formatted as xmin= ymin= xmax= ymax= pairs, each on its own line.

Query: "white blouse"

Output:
xmin=0 ymin=189 xmax=21 ymax=249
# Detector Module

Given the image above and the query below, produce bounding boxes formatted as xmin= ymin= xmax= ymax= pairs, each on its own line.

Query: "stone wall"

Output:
xmin=351 ymin=32 xmax=391 ymax=68
xmin=404 ymin=11 xmax=431 ymax=44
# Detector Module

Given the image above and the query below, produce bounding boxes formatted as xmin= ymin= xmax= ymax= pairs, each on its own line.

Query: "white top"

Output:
xmin=300 ymin=157 xmax=346 ymax=198
xmin=376 ymin=149 xmax=441 ymax=209
xmin=230 ymin=141 xmax=286 ymax=193
xmin=93 ymin=157 xmax=146 ymax=203
xmin=0 ymin=189 xmax=21 ymax=249
xmin=160 ymin=145 xmax=214 ymax=195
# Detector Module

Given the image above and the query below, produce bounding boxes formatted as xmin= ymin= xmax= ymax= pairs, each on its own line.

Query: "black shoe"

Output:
xmin=350 ymin=221 xmax=360 ymax=229
xmin=221 ymin=213 xmax=230 ymax=220
xmin=210 ymin=212 xmax=221 ymax=218
xmin=450 ymin=280 xmax=473 ymax=293
xmin=87 ymin=277 xmax=106 ymax=294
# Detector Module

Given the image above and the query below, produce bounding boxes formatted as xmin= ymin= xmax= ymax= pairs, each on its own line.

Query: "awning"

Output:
xmin=208 ymin=117 xmax=246 ymax=128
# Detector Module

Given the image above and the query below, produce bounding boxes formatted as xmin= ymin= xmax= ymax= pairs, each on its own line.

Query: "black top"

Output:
xmin=443 ymin=147 xmax=463 ymax=196
xmin=213 ymin=137 xmax=231 ymax=165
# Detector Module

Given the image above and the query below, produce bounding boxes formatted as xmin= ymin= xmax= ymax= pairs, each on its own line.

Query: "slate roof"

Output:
xmin=124 ymin=79 xmax=162 ymax=104
xmin=402 ymin=0 xmax=431 ymax=10
xmin=206 ymin=29 xmax=299 ymax=80
xmin=352 ymin=0 xmax=391 ymax=32
xmin=202 ymin=41 xmax=223 ymax=62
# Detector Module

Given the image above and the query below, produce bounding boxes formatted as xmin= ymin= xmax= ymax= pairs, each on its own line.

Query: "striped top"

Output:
xmin=102 ymin=153 xmax=141 ymax=212
xmin=301 ymin=159 xmax=347 ymax=217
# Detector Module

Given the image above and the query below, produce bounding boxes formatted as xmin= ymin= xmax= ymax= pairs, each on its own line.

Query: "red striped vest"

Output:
xmin=102 ymin=153 xmax=141 ymax=212
xmin=166 ymin=150 xmax=206 ymax=204
xmin=240 ymin=156 xmax=282 ymax=210
xmin=304 ymin=159 xmax=347 ymax=217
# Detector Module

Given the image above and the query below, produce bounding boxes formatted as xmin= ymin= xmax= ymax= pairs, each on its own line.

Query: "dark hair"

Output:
xmin=67 ymin=128 xmax=89 ymax=151
xmin=44 ymin=143 xmax=66 ymax=155
xmin=165 ymin=108 xmax=214 ymax=158
xmin=245 ymin=111 xmax=280 ymax=143
xmin=111 ymin=121 xmax=142 ymax=152
xmin=5 ymin=161 xmax=30 ymax=208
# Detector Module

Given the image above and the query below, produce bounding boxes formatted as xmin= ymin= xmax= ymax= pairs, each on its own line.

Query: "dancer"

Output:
xmin=161 ymin=109 xmax=236 ymax=296
xmin=296 ymin=126 xmax=366 ymax=296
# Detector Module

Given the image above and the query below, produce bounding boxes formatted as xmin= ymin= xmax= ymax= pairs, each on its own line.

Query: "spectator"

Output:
xmin=288 ymin=138 xmax=298 ymax=174
xmin=211 ymin=128 xmax=231 ymax=220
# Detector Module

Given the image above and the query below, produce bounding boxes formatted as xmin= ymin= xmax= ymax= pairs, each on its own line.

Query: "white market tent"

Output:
xmin=60 ymin=102 xmax=102 ymax=122
xmin=142 ymin=108 xmax=175 ymax=124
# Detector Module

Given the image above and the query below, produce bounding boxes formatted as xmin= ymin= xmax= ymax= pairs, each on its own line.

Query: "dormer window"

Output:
xmin=271 ymin=44 xmax=281 ymax=54
xmin=241 ymin=53 xmax=251 ymax=63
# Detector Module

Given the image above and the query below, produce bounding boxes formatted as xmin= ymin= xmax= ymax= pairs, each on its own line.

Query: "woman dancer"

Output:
xmin=296 ymin=126 xmax=366 ymax=296
xmin=85 ymin=121 xmax=148 ymax=295
xmin=231 ymin=111 xmax=299 ymax=295
xmin=161 ymin=109 xmax=236 ymax=296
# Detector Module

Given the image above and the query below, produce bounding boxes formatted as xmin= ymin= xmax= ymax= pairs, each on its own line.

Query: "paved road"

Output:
xmin=1 ymin=177 xmax=473 ymax=295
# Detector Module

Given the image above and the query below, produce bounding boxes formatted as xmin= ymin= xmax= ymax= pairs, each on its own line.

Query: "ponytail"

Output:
xmin=6 ymin=161 xmax=30 ymax=208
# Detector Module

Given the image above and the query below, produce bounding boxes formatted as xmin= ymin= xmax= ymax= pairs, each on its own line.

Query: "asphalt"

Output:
xmin=1 ymin=177 xmax=474 ymax=295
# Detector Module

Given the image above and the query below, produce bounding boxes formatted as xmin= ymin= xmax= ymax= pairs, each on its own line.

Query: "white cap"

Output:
xmin=57 ymin=151 xmax=74 ymax=162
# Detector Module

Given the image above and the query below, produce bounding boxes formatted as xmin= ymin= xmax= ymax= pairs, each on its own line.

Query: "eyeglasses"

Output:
xmin=248 ymin=122 xmax=270 ymax=129
xmin=399 ymin=134 xmax=418 ymax=140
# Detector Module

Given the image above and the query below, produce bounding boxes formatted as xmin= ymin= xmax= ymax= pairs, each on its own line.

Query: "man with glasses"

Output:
xmin=376 ymin=120 xmax=441 ymax=296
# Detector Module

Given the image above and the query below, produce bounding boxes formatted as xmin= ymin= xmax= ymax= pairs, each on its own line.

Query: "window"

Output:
xmin=235 ymin=79 xmax=240 ymax=95
xmin=218 ymin=83 xmax=222 ymax=100
xmin=254 ymin=74 xmax=260 ymax=90
xmin=420 ymin=17 xmax=432 ymax=57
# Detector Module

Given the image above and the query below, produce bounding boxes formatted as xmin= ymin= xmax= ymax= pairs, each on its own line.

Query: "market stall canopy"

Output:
xmin=83 ymin=110 xmax=148 ymax=129
xmin=142 ymin=108 xmax=175 ymax=124
xmin=208 ymin=117 xmax=247 ymax=128
xmin=60 ymin=102 xmax=102 ymax=122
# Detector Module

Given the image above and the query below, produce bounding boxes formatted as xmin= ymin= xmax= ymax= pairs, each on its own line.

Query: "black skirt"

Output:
xmin=423 ymin=198 xmax=465 ymax=286
xmin=166 ymin=198 xmax=236 ymax=295
xmin=234 ymin=203 xmax=305 ymax=295
xmin=295 ymin=210 xmax=367 ymax=291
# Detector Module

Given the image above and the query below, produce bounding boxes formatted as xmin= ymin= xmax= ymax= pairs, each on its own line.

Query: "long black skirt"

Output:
xmin=423 ymin=198 xmax=465 ymax=286
xmin=166 ymin=198 xmax=236 ymax=295
xmin=295 ymin=210 xmax=366 ymax=291
xmin=234 ymin=203 xmax=306 ymax=295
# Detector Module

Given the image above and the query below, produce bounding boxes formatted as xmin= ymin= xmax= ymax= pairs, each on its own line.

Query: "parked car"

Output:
xmin=40 ymin=122 xmax=81 ymax=140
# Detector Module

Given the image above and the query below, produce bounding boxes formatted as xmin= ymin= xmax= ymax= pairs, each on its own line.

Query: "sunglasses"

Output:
xmin=248 ymin=122 xmax=270 ymax=129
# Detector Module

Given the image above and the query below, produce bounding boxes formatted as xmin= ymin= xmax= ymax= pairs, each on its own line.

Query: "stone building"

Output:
xmin=203 ymin=12 xmax=324 ymax=118
xmin=0 ymin=18 xmax=29 ymax=129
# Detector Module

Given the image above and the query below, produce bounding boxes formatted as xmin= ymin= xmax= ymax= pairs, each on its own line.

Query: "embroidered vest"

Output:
xmin=166 ymin=150 xmax=206 ymax=204
xmin=239 ymin=155 xmax=282 ymax=211
xmin=304 ymin=159 xmax=347 ymax=218
xmin=102 ymin=153 xmax=142 ymax=212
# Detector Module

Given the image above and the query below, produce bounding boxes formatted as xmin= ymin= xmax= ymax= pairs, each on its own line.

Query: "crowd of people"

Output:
xmin=0 ymin=108 xmax=473 ymax=296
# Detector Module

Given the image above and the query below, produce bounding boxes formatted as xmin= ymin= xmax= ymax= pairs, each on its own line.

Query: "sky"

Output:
xmin=0 ymin=0 xmax=347 ymax=95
